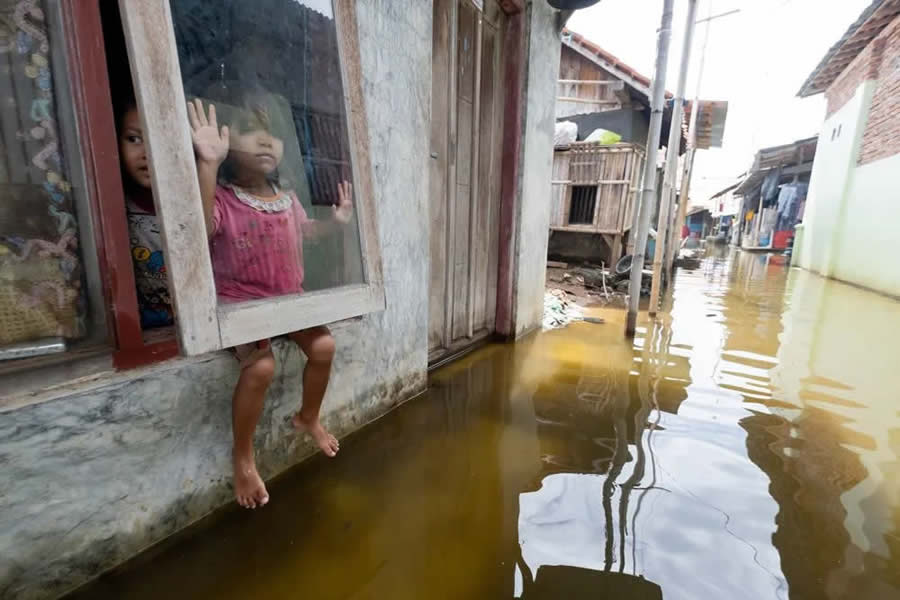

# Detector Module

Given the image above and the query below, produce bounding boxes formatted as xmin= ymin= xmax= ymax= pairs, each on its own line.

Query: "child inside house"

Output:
xmin=116 ymin=96 xmax=175 ymax=330
xmin=187 ymin=91 xmax=353 ymax=510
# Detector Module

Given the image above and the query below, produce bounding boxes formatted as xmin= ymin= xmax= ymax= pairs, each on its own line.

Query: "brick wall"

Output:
xmin=859 ymin=17 xmax=900 ymax=165
xmin=824 ymin=38 xmax=880 ymax=117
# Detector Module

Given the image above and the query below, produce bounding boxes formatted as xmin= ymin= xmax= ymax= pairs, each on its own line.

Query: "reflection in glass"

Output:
xmin=171 ymin=0 xmax=364 ymax=300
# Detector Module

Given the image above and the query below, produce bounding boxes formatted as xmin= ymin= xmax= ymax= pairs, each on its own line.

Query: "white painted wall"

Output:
xmin=831 ymin=154 xmax=900 ymax=296
xmin=797 ymin=82 xmax=874 ymax=275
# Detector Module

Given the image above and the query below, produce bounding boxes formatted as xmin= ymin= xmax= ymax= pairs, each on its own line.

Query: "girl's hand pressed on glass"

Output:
xmin=188 ymin=99 xmax=229 ymax=166
xmin=333 ymin=180 xmax=354 ymax=225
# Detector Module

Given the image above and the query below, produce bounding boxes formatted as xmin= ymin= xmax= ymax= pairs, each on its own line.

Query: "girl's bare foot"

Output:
xmin=292 ymin=412 xmax=340 ymax=457
xmin=233 ymin=452 xmax=269 ymax=509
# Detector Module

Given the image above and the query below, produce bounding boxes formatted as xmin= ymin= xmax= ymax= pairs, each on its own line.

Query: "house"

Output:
xmin=0 ymin=1 xmax=567 ymax=597
xmin=685 ymin=206 xmax=713 ymax=240
xmin=708 ymin=180 xmax=742 ymax=244
xmin=550 ymin=31 xmax=728 ymax=266
xmin=794 ymin=0 xmax=900 ymax=296
xmin=732 ymin=137 xmax=817 ymax=251
xmin=549 ymin=31 xmax=683 ymax=266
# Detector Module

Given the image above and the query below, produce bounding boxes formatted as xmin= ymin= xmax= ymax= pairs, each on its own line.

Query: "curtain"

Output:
xmin=0 ymin=0 xmax=85 ymax=347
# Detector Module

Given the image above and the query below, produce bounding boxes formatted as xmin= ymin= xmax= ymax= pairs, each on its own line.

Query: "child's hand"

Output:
xmin=188 ymin=99 xmax=229 ymax=166
xmin=332 ymin=181 xmax=354 ymax=225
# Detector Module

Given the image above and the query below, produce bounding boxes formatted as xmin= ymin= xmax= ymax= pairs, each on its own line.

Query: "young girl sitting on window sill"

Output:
xmin=188 ymin=92 xmax=353 ymax=510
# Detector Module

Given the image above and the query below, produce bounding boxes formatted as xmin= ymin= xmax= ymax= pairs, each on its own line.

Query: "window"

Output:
xmin=0 ymin=0 xmax=108 ymax=364
xmin=568 ymin=185 xmax=598 ymax=225
xmin=119 ymin=0 xmax=383 ymax=355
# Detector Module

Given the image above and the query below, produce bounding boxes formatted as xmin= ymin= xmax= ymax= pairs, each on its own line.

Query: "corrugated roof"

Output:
xmin=734 ymin=137 xmax=818 ymax=196
xmin=798 ymin=0 xmax=900 ymax=97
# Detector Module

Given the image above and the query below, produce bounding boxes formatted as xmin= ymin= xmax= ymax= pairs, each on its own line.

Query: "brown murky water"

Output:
xmin=69 ymin=251 xmax=900 ymax=600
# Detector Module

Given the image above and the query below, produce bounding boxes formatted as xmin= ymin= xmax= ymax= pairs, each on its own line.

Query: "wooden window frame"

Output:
xmin=65 ymin=0 xmax=179 ymax=369
xmin=117 ymin=0 xmax=384 ymax=356
xmin=1 ymin=0 xmax=179 ymax=380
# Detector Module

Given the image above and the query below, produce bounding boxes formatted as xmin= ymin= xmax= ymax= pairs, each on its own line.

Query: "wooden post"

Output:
xmin=625 ymin=0 xmax=674 ymax=338
xmin=649 ymin=0 xmax=698 ymax=316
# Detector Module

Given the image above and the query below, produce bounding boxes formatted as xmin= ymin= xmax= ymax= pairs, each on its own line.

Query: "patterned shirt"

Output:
xmin=126 ymin=198 xmax=174 ymax=329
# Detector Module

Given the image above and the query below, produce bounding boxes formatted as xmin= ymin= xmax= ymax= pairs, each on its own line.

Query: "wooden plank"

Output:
xmin=335 ymin=0 xmax=385 ymax=297
xmin=556 ymin=97 xmax=620 ymax=105
xmin=443 ymin=0 xmax=460 ymax=350
xmin=494 ymin=7 xmax=523 ymax=337
xmin=483 ymin=15 xmax=504 ymax=334
xmin=218 ymin=284 xmax=381 ymax=348
xmin=452 ymin=0 xmax=476 ymax=343
xmin=429 ymin=0 xmax=452 ymax=353
xmin=472 ymin=21 xmax=493 ymax=333
xmin=118 ymin=0 xmax=220 ymax=355
xmin=452 ymin=184 xmax=471 ymax=341
xmin=557 ymin=79 xmax=624 ymax=86
xmin=466 ymin=14 xmax=483 ymax=339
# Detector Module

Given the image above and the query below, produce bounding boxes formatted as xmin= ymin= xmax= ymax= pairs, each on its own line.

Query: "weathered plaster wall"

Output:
xmin=0 ymin=2 xmax=431 ymax=598
xmin=513 ymin=0 xmax=559 ymax=337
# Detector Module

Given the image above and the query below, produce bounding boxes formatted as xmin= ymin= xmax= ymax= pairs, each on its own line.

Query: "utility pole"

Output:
xmin=625 ymin=0 xmax=674 ymax=338
xmin=648 ymin=0 xmax=699 ymax=317
xmin=665 ymin=6 xmax=740 ymax=274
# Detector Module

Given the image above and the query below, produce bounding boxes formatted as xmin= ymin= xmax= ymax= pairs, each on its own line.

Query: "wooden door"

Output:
xmin=429 ymin=0 xmax=506 ymax=363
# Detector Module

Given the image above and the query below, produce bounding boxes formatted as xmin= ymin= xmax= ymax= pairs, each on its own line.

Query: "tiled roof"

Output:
xmin=798 ymin=0 xmax=900 ymax=97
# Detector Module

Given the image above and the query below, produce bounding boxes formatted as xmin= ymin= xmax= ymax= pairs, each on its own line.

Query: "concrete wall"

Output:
xmin=831 ymin=154 xmax=900 ymax=296
xmin=513 ymin=0 xmax=560 ymax=337
xmin=796 ymin=82 xmax=872 ymax=276
xmin=800 ymin=77 xmax=900 ymax=297
xmin=0 ymin=2 xmax=432 ymax=598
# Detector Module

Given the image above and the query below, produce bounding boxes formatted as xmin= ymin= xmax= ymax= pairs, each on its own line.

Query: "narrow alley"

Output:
xmin=67 ymin=252 xmax=900 ymax=600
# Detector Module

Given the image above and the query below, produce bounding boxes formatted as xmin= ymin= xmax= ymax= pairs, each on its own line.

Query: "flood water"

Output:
xmin=70 ymin=251 xmax=900 ymax=600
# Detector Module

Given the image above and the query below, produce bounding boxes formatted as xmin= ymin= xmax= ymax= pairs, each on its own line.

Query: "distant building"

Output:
xmin=708 ymin=180 xmax=742 ymax=244
xmin=732 ymin=138 xmax=817 ymax=251
xmin=796 ymin=0 xmax=900 ymax=296
xmin=685 ymin=206 xmax=713 ymax=240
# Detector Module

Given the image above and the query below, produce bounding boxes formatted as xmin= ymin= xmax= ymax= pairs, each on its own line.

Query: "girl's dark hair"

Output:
xmin=203 ymin=82 xmax=284 ymax=187
xmin=112 ymin=88 xmax=146 ymax=194
xmin=113 ymin=91 xmax=137 ymax=134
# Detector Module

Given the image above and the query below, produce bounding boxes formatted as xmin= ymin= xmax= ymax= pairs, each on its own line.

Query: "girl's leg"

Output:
xmin=232 ymin=351 xmax=276 ymax=508
xmin=288 ymin=326 xmax=340 ymax=457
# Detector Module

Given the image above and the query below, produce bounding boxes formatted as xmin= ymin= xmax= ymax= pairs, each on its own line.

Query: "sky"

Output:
xmin=296 ymin=0 xmax=333 ymax=18
xmin=566 ymin=0 xmax=873 ymax=207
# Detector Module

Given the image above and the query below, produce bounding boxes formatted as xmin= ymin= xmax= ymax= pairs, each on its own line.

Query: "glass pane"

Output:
xmin=170 ymin=0 xmax=365 ymax=310
xmin=0 ymin=0 xmax=88 ymax=357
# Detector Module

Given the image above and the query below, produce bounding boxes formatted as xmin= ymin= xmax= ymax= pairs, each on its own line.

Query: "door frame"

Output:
xmin=428 ymin=0 xmax=525 ymax=365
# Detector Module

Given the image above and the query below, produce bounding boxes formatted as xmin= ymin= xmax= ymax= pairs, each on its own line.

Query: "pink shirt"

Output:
xmin=210 ymin=185 xmax=309 ymax=303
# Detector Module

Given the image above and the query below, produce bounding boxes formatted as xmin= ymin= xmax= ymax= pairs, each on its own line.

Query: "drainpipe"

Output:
xmin=625 ymin=0 xmax=674 ymax=338
xmin=649 ymin=0 xmax=698 ymax=316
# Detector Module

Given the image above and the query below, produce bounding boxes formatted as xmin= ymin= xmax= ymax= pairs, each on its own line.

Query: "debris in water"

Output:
xmin=543 ymin=289 xmax=582 ymax=330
